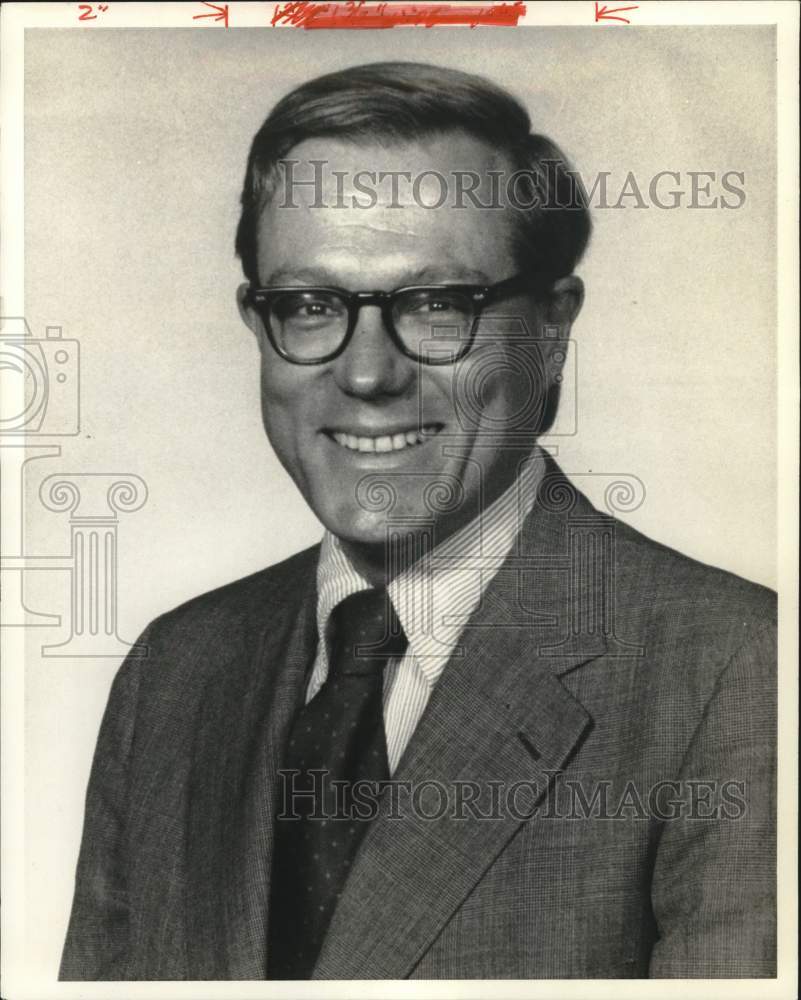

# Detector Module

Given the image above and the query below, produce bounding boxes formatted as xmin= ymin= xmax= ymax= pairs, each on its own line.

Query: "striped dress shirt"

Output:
xmin=307 ymin=446 xmax=546 ymax=774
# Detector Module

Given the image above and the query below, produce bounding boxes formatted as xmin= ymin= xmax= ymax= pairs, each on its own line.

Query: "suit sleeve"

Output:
xmin=648 ymin=624 xmax=777 ymax=977
xmin=59 ymin=629 xmax=150 ymax=980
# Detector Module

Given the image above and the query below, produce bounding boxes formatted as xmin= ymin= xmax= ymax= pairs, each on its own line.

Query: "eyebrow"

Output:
xmin=261 ymin=265 xmax=494 ymax=287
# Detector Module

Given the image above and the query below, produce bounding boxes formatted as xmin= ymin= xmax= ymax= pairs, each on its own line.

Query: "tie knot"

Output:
xmin=329 ymin=589 xmax=407 ymax=675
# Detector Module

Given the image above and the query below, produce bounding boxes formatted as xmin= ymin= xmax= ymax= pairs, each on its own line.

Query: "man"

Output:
xmin=60 ymin=62 xmax=776 ymax=980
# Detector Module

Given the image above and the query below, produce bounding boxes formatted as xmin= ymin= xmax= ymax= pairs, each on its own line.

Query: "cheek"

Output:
xmin=417 ymin=367 xmax=458 ymax=425
xmin=455 ymin=345 xmax=549 ymax=435
xmin=260 ymin=364 xmax=288 ymax=427
xmin=258 ymin=360 xmax=314 ymax=459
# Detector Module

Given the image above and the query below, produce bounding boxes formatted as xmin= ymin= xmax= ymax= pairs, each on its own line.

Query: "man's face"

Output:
xmin=239 ymin=134 xmax=582 ymax=549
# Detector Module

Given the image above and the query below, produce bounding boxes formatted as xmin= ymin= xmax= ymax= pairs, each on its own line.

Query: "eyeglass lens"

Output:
xmin=266 ymin=288 xmax=476 ymax=363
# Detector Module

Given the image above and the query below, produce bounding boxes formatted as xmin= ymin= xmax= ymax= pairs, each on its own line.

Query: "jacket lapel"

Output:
xmin=185 ymin=563 xmax=318 ymax=979
xmin=313 ymin=469 xmax=607 ymax=979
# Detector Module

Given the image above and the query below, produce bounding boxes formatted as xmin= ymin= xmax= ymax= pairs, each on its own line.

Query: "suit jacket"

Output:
xmin=60 ymin=461 xmax=776 ymax=980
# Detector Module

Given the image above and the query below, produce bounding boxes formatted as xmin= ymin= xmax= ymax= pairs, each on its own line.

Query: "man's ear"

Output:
xmin=544 ymin=275 xmax=584 ymax=334
xmin=236 ymin=282 xmax=261 ymax=338
xmin=536 ymin=275 xmax=583 ymax=434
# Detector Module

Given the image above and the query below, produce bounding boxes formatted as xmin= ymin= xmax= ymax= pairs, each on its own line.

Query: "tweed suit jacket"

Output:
xmin=60 ymin=461 xmax=776 ymax=980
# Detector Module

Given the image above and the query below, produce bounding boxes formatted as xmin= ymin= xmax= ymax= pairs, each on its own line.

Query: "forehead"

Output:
xmin=255 ymin=134 xmax=519 ymax=286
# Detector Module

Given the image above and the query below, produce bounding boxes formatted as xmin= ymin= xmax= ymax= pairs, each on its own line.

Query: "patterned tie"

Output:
xmin=267 ymin=588 xmax=407 ymax=980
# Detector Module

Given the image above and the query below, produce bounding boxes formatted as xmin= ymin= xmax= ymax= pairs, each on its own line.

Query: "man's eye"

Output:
xmin=274 ymin=296 xmax=342 ymax=323
xmin=408 ymin=294 xmax=471 ymax=315
xmin=297 ymin=303 xmax=332 ymax=317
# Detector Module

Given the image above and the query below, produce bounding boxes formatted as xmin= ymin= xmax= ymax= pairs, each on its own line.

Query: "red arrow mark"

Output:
xmin=193 ymin=1 xmax=229 ymax=25
xmin=595 ymin=2 xmax=638 ymax=23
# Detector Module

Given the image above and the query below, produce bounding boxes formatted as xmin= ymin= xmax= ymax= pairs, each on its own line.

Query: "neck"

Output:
xmin=337 ymin=540 xmax=400 ymax=589
xmin=338 ymin=531 xmax=438 ymax=588
xmin=338 ymin=445 xmax=537 ymax=586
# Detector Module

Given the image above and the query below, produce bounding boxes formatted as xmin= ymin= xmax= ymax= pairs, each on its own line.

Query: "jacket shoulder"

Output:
xmin=149 ymin=542 xmax=320 ymax=636
xmin=537 ymin=456 xmax=775 ymax=630
xmin=114 ymin=543 xmax=319 ymax=718
xmin=611 ymin=514 xmax=776 ymax=629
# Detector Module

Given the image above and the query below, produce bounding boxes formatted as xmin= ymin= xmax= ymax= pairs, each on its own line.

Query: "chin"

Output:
xmin=317 ymin=503 xmax=391 ymax=548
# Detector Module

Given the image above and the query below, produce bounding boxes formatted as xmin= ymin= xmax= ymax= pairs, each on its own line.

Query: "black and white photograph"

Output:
xmin=1 ymin=2 xmax=797 ymax=996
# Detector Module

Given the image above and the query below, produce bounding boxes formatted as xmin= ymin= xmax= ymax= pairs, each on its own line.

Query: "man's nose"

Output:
xmin=332 ymin=305 xmax=413 ymax=399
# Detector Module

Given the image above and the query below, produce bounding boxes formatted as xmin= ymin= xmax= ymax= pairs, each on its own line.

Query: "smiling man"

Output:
xmin=237 ymin=130 xmax=581 ymax=575
xmin=60 ymin=62 xmax=776 ymax=981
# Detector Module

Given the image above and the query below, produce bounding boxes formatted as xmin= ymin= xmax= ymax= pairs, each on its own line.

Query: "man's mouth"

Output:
xmin=326 ymin=424 xmax=443 ymax=454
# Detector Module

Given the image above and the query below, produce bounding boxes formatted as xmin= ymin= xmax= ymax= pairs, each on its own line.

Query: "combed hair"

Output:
xmin=235 ymin=61 xmax=591 ymax=288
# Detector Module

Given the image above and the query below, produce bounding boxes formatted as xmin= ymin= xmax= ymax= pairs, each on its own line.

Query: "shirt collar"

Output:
xmin=315 ymin=445 xmax=546 ymax=683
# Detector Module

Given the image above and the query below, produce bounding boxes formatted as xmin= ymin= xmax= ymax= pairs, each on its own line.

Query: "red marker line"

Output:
xmin=594 ymin=2 xmax=638 ymax=23
xmin=271 ymin=1 xmax=526 ymax=29
xmin=193 ymin=1 xmax=229 ymax=26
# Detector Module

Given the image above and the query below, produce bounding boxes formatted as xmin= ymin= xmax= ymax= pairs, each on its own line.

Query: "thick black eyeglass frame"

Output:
xmin=243 ymin=272 xmax=534 ymax=366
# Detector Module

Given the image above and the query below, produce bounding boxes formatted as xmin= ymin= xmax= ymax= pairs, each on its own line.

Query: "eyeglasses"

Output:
xmin=243 ymin=272 xmax=532 ymax=365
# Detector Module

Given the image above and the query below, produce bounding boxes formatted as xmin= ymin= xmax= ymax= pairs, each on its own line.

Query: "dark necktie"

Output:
xmin=267 ymin=588 xmax=407 ymax=980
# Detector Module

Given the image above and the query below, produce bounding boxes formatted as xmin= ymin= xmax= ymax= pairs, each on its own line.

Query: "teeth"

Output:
xmin=331 ymin=426 xmax=440 ymax=453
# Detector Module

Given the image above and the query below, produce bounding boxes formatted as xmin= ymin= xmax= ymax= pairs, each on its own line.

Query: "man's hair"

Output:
xmin=235 ymin=61 xmax=591 ymax=288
